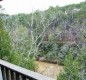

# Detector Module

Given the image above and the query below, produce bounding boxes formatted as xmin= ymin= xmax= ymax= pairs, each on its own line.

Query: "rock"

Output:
xmin=39 ymin=57 xmax=45 ymax=61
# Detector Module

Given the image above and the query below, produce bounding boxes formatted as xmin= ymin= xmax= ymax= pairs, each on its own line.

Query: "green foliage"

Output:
xmin=57 ymin=48 xmax=86 ymax=80
xmin=22 ymin=57 xmax=36 ymax=71
xmin=11 ymin=26 xmax=31 ymax=54
xmin=40 ymin=41 xmax=83 ymax=65
xmin=10 ymin=52 xmax=23 ymax=65
xmin=57 ymin=52 xmax=80 ymax=80
xmin=57 ymin=44 xmax=69 ymax=64
xmin=0 ymin=18 xmax=36 ymax=71
xmin=10 ymin=52 xmax=36 ymax=71
xmin=40 ymin=42 xmax=63 ymax=63
xmin=0 ymin=19 xmax=11 ymax=60
xmin=77 ymin=48 xmax=86 ymax=79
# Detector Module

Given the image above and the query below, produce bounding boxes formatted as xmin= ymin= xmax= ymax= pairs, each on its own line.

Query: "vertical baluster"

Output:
xmin=10 ymin=70 xmax=15 ymax=80
xmin=16 ymin=73 xmax=20 ymax=80
xmin=1 ymin=66 xmax=7 ymax=80
xmin=26 ymin=78 xmax=30 ymax=80
xmin=19 ymin=75 xmax=22 ymax=80
xmin=22 ymin=76 xmax=36 ymax=80
xmin=9 ymin=70 xmax=11 ymax=80
xmin=0 ymin=65 xmax=3 ymax=80
xmin=14 ymin=72 xmax=16 ymax=80
xmin=6 ymin=67 xmax=10 ymax=80
xmin=22 ymin=76 xmax=26 ymax=80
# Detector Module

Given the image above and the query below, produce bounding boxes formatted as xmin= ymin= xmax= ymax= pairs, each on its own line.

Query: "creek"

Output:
xmin=36 ymin=61 xmax=63 ymax=79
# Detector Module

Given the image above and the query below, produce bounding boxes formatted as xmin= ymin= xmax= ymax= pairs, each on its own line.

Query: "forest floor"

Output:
xmin=36 ymin=61 xmax=63 ymax=79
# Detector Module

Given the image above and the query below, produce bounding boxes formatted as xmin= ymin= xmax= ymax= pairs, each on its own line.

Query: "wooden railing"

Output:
xmin=0 ymin=60 xmax=55 ymax=80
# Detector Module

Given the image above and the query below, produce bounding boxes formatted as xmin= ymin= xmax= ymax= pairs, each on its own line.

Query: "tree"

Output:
xmin=57 ymin=47 xmax=86 ymax=80
xmin=0 ymin=18 xmax=11 ymax=60
xmin=57 ymin=51 xmax=80 ymax=80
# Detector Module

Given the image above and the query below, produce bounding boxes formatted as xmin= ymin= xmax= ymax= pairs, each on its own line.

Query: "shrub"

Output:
xmin=9 ymin=52 xmax=23 ymax=66
xmin=10 ymin=52 xmax=36 ymax=71
xmin=22 ymin=57 xmax=36 ymax=71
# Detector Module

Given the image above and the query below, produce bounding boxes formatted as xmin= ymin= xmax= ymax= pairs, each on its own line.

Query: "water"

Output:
xmin=36 ymin=61 xmax=63 ymax=79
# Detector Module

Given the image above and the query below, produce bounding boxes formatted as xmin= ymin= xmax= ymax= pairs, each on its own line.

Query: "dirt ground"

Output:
xmin=36 ymin=61 xmax=63 ymax=79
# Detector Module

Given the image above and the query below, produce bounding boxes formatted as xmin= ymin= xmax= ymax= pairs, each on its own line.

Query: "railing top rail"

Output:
xmin=0 ymin=60 xmax=55 ymax=80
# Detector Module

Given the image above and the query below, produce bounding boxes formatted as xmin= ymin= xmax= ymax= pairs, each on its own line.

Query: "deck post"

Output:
xmin=0 ymin=66 xmax=3 ymax=80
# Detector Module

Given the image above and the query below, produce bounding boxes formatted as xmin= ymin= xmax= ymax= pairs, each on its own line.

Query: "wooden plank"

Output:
xmin=0 ymin=60 xmax=55 ymax=80
xmin=1 ymin=66 xmax=7 ymax=80
xmin=16 ymin=73 xmax=20 ymax=80
xmin=6 ymin=68 xmax=10 ymax=80
xmin=22 ymin=76 xmax=27 ymax=80
xmin=10 ymin=70 xmax=15 ymax=80
xmin=0 ymin=0 xmax=3 ymax=1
